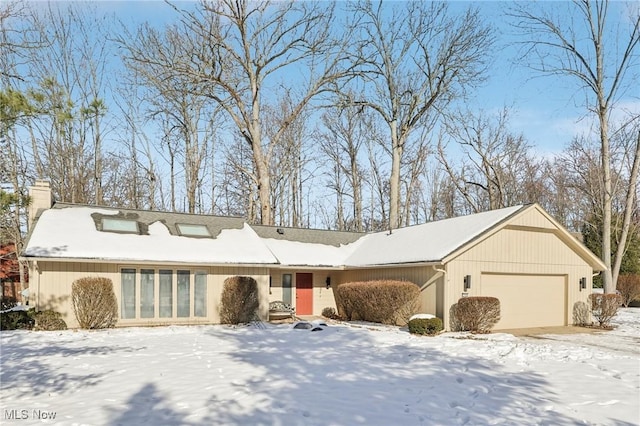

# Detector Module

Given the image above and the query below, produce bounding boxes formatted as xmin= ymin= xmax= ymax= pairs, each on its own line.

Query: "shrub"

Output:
xmin=34 ymin=310 xmax=67 ymax=331
xmin=572 ymin=301 xmax=590 ymax=326
xmin=72 ymin=277 xmax=118 ymax=329
xmin=0 ymin=309 xmax=35 ymax=330
xmin=321 ymin=307 xmax=340 ymax=320
xmin=452 ymin=297 xmax=501 ymax=333
xmin=220 ymin=276 xmax=259 ymax=324
xmin=449 ymin=303 xmax=463 ymax=331
xmin=334 ymin=280 xmax=420 ymax=325
xmin=588 ymin=293 xmax=622 ymax=328
xmin=616 ymin=275 xmax=640 ymax=308
xmin=408 ymin=317 xmax=443 ymax=335
xmin=1 ymin=296 xmax=17 ymax=312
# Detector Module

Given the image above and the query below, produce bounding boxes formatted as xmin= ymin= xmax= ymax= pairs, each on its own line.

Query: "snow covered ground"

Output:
xmin=1 ymin=310 xmax=638 ymax=426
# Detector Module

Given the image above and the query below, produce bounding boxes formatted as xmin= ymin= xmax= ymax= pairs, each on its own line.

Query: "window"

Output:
xmin=194 ymin=271 xmax=207 ymax=317
xmin=159 ymin=270 xmax=173 ymax=318
xmin=283 ymin=274 xmax=292 ymax=305
xmin=121 ymin=269 xmax=136 ymax=319
xmin=177 ymin=270 xmax=190 ymax=317
xmin=120 ymin=269 xmax=208 ymax=320
xmin=141 ymin=269 xmax=154 ymax=318
xmin=102 ymin=218 xmax=138 ymax=233
xmin=176 ymin=223 xmax=211 ymax=237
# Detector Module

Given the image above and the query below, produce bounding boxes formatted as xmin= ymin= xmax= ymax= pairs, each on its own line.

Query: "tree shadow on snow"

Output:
xmin=190 ymin=325 xmax=590 ymax=426
xmin=106 ymin=383 xmax=195 ymax=426
xmin=0 ymin=331 xmax=134 ymax=397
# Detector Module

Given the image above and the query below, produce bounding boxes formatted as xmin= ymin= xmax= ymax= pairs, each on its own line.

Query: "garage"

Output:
xmin=481 ymin=273 xmax=567 ymax=329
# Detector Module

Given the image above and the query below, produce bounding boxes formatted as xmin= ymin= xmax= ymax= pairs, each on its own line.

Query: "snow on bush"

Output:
xmin=408 ymin=317 xmax=443 ymax=335
xmin=72 ymin=277 xmax=118 ymax=329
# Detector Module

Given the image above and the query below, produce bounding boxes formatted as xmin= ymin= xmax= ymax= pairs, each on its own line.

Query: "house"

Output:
xmin=1 ymin=243 xmax=26 ymax=302
xmin=21 ymin=181 xmax=606 ymax=330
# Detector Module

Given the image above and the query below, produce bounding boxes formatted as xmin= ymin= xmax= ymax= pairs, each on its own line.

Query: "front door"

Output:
xmin=295 ymin=273 xmax=313 ymax=315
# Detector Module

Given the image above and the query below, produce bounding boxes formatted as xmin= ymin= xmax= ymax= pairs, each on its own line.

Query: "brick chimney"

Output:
xmin=28 ymin=180 xmax=53 ymax=230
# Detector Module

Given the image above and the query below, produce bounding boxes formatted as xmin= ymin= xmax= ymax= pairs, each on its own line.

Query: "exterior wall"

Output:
xmin=336 ymin=267 xmax=444 ymax=319
xmin=268 ymin=269 xmax=338 ymax=315
xmin=445 ymin=227 xmax=595 ymax=329
xmin=30 ymin=261 xmax=270 ymax=328
xmin=508 ymin=209 xmax=556 ymax=229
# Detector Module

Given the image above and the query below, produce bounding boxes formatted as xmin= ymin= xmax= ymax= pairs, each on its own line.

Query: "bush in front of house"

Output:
xmin=220 ymin=276 xmax=259 ymax=324
xmin=572 ymin=301 xmax=590 ymax=326
xmin=1 ymin=296 xmax=18 ymax=312
xmin=451 ymin=297 xmax=501 ymax=333
xmin=72 ymin=277 xmax=118 ymax=329
xmin=616 ymin=275 xmax=640 ymax=308
xmin=588 ymin=293 xmax=622 ymax=328
xmin=34 ymin=309 xmax=67 ymax=331
xmin=334 ymin=280 xmax=420 ymax=325
xmin=408 ymin=317 xmax=443 ymax=335
xmin=0 ymin=308 xmax=35 ymax=330
xmin=321 ymin=306 xmax=341 ymax=320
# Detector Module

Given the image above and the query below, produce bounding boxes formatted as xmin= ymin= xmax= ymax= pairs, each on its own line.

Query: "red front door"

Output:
xmin=295 ymin=273 xmax=313 ymax=315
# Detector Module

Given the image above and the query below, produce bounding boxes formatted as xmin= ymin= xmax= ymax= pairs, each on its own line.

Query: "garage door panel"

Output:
xmin=481 ymin=274 xmax=566 ymax=329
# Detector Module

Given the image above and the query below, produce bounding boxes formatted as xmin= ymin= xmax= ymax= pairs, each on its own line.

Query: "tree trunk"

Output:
xmin=611 ymin=130 xmax=640 ymax=287
xmin=389 ymin=120 xmax=403 ymax=229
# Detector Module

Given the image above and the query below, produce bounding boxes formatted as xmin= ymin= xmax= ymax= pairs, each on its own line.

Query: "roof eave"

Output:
xmin=20 ymin=255 xmax=279 ymax=268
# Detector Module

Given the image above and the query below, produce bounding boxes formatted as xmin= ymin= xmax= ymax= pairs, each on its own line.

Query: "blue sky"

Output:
xmin=28 ymin=0 xmax=640 ymax=158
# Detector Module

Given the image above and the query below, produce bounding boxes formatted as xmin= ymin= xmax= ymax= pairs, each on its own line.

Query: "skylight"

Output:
xmin=176 ymin=223 xmax=211 ymax=237
xmin=102 ymin=218 xmax=139 ymax=233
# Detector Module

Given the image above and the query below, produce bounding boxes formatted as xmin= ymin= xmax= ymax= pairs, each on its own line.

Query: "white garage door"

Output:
xmin=481 ymin=274 xmax=566 ymax=329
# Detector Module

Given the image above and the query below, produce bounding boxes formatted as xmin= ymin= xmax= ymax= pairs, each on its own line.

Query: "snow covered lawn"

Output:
xmin=1 ymin=310 xmax=639 ymax=425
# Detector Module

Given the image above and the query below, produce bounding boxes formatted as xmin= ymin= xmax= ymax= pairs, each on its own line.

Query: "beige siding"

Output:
xmin=446 ymin=227 xmax=594 ymax=330
xmin=509 ymin=208 xmax=556 ymax=229
xmin=268 ymin=269 xmax=338 ymax=315
xmin=31 ymin=261 xmax=117 ymax=328
xmin=337 ymin=267 xmax=444 ymax=319
xmin=30 ymin=261 xmax=269 ymax=328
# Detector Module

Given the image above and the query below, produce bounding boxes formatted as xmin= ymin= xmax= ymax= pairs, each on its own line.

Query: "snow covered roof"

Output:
xmin=23 ymin=205 xmax=278 ymax=265
xmin=23 ymin=203 xmax=527 ymax=267
xmin=343 ymin=205 xmax=524 ymax=267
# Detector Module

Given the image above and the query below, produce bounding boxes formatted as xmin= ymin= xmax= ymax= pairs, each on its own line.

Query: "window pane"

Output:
xmin=177 ymin=270 xmax=190 ymax=317
xmin=194 ymin=271 xmax=207 ymax=317
xmin=176 ymin=223 xmax=211 ymax=237
xmin=159 ymin=270 xmax=173 ymax=318
xmin=103 ymin=218 xmax=138 ymax=233
xmin=283 ymin=274 xmax=292 ymax=305
xmin=141 ymin=269 xmax=155 ymax=318
xmin=121 ymin=268 xmax=136 ymax=319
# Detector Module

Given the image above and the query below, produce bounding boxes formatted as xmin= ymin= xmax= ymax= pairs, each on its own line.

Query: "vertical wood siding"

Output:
xmin=31 ymin=262 xmax=269 ymax=328
xmin=446 ymin=228 xmax=595 ymax=329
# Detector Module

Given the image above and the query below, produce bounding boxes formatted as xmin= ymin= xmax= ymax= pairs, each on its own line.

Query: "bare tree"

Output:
xmin=347 ymin=1 xmax=493 ymax=229
xmin=509 ymin=0 xmax=640 ymax=292
xmin=438 ymin=108 xmax=540 ymax=213
xmin=121 ymin=0 xmax=348 ymax=225
xmin=318 ymin=105 xmax=373 ymax=231
xmin=20 ymin=2 xmax=113 ymax=205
